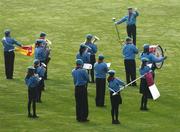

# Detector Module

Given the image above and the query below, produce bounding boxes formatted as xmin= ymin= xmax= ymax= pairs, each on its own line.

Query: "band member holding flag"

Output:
xmin=1 ymin=29 xmax=22 ymax=79
xmin=72 ymin=59 xmax=89 ymax=122
xmin=115 ymin=7 xmax=139 ymax=45
xmin=107 ymin=70 xmax=125 ymax=124
xmin=85 ymin=34 xmax=97 ymax=83
xmin=94 ymin=55 xmax=108 ymax=107
xmin=139 ymin=58 xmax=152 ymax=111
xmin=76 ymin=44 xmax=90 ymax=63
xmin=122 ymin=37 xmax=138 ymax=86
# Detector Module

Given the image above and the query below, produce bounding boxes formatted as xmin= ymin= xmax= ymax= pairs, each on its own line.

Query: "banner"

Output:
xmin=15 ymin=45 xmax=35 ymax=56
xmin=145 ymin=72 xmax=160 ymax=100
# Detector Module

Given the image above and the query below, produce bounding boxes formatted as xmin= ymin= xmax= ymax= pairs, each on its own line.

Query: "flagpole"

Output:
xmin=112 ymin=72 xmax=152 ymax=96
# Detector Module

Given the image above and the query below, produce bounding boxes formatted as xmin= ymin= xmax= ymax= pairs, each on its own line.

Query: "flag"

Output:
xmin=15 ymin=44 xmax=35 ymax=56
xmin=145 ymin=72 xmax=160 ymax=100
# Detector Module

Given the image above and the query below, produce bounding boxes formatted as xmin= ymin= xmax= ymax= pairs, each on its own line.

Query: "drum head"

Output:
xmin=154 ymin=45 xmax=164 ymax=69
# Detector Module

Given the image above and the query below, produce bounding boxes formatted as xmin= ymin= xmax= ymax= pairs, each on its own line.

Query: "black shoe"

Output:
xmin=78 ymin=119 xmax=89 ymax=123
xmin=132 ymin=83 xmax=137 ymax=86
xmin=115 ymin=120 xmax=120 ymax=124
xmin=143 ymin=107 xmax=149 ymax=111
xmin=32 ymin=115 xmax=39 ymax=118
xmin=140 ymin=107 xmax=149 ymax=111
xmin=83 ymin=119 xmax=89 ymax=122
xmin=28 ymin=113 xmax=33 ymax=118
xmin=96 ymin=105 xmax=106 ymax=108
xmin=7 ymin=77 xmax=13 ymax=79
xmin=140 ymin=107 xmax=144 ymax=110
xmin=112 ymin=120 xmax=116 ymax=124
xmin=37 ymin=100 xmax=42 ymax=103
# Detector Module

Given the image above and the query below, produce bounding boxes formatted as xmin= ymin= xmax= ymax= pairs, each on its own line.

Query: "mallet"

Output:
xmin=112 ymin=18 xmax=121 ymax=42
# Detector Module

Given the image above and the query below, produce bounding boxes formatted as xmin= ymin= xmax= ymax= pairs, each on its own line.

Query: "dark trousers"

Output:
xmin=96 ymin=78 xmax=106 ymax=106
xmin=44 ymin=57 xmax=51 ymax=79
xmin=75 ymin=85 xmax=88 ymax=121
xmin=37 ymin=79 xmax=44 ymax=102
xmin=88 ymin=54 xmax=96 ymax=82
xmin=127 ymin=24 xmax=136 ymax=45
xmin=40 ymin=60 xmax=48 ymax=80
xmin=28 ymin=88 xmax=37 ymax=116
xmin=4 ymin=51 xmax=15 ymax=79
xmin=110 ymin=92 xmax=121 ymax=121
xmin=124 ymin=60 xmax=136 ymax=86
xmin=141 ymin=94 xmax=148 ymax=109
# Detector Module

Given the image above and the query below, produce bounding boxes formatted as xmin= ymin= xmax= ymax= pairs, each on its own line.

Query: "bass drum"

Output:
xmin=149 ymin=45 xmax=164 ymax=69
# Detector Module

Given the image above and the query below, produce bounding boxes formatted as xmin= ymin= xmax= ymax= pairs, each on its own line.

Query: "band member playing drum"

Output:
xmin=84 ymin=34 xmax=98 ymax=83
xmin=140 ymin=44 xmax=167 ymax=78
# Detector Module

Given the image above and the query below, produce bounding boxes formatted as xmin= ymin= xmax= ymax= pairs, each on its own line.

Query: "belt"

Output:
xmin=127 ymin=24 xmax=136 ymax=26
xmin=4 ymin=49 xmax=14 ymax=52
xmin=8 ymin=49 xmax=15 ymax=52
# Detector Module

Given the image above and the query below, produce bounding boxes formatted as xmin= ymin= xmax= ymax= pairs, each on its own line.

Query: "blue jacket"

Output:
xmin=35 ymin=47 xmax=46 ymax=62
xmin=2 ymin=37 xmax=21 ymax=52
xmin=123 ymin=43 xmax=138 ymax=60
xmin=72 ymin=67 xmax=89 ymax=86
xmin=116 ymin=11 xmax=139 ymax=25
xmin=94 ymin=62 xmax=108 ymax=78
xmin=140 ymin=53 xmax=165 ymax=63
xmin=25 ymin=76 xmax=39 ymax=88
xmin=108 ymin=78 xmax=125 ymax=92
xmin=35 ymin=66 xmax=45 ymax=77
xmin=85 ymin=42 xmax=97 ymax=55
xmin=36 ymin=38 xmax=47 ymax=46
xmin=76 ymin=52 xmax=90 ymax=63
xmin=139 ymin=66 xmax=151 ymax=79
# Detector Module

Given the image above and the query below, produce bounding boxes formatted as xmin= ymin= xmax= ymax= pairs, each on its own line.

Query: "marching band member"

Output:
xmin=25 ymin=66 xmax=40 ymax=118
xmin=107 ymin=70 xmax=125 ymax=124
xmin=38 ymin=32 xmax=51 ymax=80
xmin=34 ymin=59 xmax=46 ymax=103
xmin=94 ymin=55 xmax=108 ymax=107
xmin=140 ymin=44 xmax=167 ymax=78
xmin=1 ymin=29 xmax=22 ymax=79
xmin=35 ymin=40 xmax=46 ymax=65
xmin=72 ymin=59 xmax=89 ymax=122
xmin=122 ymin=37 xmax=138 ymax=86
xmin=76 ymin=44 xmax=90 ymax=63
xmin=85 ymin=34 xmax=97 ymax=83
xmin=139 ymin=58 xmax=152 ymax=111
xmin=115 ymin=7 xmax=139 ymax=45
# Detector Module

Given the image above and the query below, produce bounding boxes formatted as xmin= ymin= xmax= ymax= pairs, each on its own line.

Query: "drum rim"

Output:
xmin=154 ymin=45 xmax=164 ymax=69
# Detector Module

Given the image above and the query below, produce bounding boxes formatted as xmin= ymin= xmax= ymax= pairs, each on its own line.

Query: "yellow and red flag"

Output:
xmin=15 ymin=44 xmax=35 ymax=56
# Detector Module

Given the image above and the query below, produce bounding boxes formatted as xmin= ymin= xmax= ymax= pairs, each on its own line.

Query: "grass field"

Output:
xmin=0 ymin=0 xmax=180 ymax=132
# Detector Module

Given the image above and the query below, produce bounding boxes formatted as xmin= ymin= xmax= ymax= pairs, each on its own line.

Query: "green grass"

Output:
xmin=0 ymin=0 xmax=180 ymax=131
